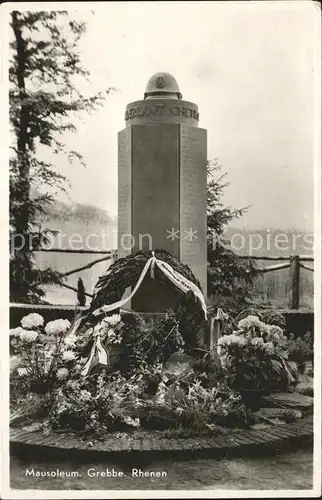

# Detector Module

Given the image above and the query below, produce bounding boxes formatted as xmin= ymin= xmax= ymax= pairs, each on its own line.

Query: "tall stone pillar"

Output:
xmin=118 ymin=72 xmax=207 ymax=312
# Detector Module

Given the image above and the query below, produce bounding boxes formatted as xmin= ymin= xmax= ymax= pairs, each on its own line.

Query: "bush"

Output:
xmin=284 ymin=332 xmax=313 ymax=370
xmin=191 ymin=349 xmax=225 ymax=387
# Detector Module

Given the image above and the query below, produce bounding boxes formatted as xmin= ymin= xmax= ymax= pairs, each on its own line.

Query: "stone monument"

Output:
xmin=118 ymin=72 xmax=207 ymax=312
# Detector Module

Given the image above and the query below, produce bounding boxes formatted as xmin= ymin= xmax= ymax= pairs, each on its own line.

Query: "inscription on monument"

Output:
xmin=180 ymin=127 xmax=207 ymax=295
xmin=125 ymin=104 xmax=199 ymax=121
xmin=118 ymin=129 xmax=132 ymax=260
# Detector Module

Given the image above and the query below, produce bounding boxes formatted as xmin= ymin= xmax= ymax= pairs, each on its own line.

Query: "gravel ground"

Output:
xmin=10 ymin=449 xmax=313 ymax=490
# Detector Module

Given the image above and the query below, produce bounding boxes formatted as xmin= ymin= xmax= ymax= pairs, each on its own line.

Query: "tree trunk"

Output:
xmin=11 ymin=12 xmax=32 ymax=302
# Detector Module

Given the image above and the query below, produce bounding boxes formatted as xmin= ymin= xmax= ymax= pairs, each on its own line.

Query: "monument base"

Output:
xmin=131 ymin=276 xmax=180 ymax=313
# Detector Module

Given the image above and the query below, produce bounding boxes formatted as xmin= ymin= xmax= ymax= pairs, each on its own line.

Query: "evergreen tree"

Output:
xmin=9 ymin=11 xmax=111 ymax=303
xmin=207 ymin=159 xmax=259 ymax=312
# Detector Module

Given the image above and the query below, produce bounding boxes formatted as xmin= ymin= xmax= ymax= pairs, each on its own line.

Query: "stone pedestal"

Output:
xmin=118 ymin=74 xmax=207 ymax=312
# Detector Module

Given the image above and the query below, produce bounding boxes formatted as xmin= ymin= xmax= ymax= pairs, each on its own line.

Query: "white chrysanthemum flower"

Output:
xmin=267 ymin=325 xmax=284 ymax=342
xmin=229 ymin=334 xmax=242 ymax=344
xmin=10 ymin=327 xmax=25 ymax=337
xmin=238 ymin=315 xmax=261 ymax=329
xmin=238 ymin=315 xmax=268 ymax=334
xmin=269 ymin=325 xmax=283 ymax=335
xmin=272 ymin=332 xmax=281 ymax=343
xmin=103 ymin=314 xmax=121 ymax=327
xmin=251 ymin=337 xmax=264 ymax=347
xmin=56 ymin=367 xmax=69 ymax=380
xmin=217 ymin=335 xmax=231 ymax=346
xmin=17 ymin=367 xmax=28 ymax=376
xmin=217 ymin=337 xmax=224 ymax=346
xmin=233 ymin=329 xmax=244 ymax=336
xmin=79 ymin=389 xmax=92 ymax=402
xmin=21 ymin=313 xmax=44 ymax=329
xmin=45 ymin=319 xmax=71 ymax=336
xmin=44 ymin=360 xmax=52 ymax=374
xmin=10 ymin=355 xmax=21 ymax=371
xmin=123 ymin=416 xmax=140 ymax=428
xmin=20 ymin=330 xmax=39 ymax=343
xmin=67 ymin=379 xmax=80 ymax=390
xmin=107 ymin=329 xmax=116 ymax=339
xmin=264 ymin=341 xmax=275 ymax=355
xmin=62 ymin=350 xmax=76 ymax=362
xmin=236 ymin=336 xmax=247 ymax=346
xmin=64 ymin=334 xmax=77 ymax=347
xmin=259 ymin=323 xmax=269 ymax=334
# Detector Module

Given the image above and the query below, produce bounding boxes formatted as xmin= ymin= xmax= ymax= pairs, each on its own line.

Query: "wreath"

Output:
xmin=70 ymin=249 xmax=208 ymax=373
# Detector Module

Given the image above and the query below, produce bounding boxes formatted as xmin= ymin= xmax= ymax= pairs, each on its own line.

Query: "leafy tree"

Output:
xmin=9 ymin=11 xmax=111 ymax=303
xmin=207 ymin=159 xmax=259 ymax=313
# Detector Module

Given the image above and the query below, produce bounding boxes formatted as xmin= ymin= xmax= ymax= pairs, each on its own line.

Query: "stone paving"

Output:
xmin=10 ymin=416 xmax=313 ymax=460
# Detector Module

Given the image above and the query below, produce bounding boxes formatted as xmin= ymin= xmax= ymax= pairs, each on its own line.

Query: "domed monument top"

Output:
xmin=144 ymin=72 xmax=182 ymax=100
xmin=124 ymin=72 xmax=199 ymax=126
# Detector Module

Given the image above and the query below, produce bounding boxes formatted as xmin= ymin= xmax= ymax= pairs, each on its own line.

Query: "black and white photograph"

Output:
xmin=1 ymin=1 xmax=321 ymax=498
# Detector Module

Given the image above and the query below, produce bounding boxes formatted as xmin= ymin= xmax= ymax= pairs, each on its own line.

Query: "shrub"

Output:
xmin=191 ymin=348 xmax=225 ymax=387
xmin=284 ymin=332 xmax=313 ymax=372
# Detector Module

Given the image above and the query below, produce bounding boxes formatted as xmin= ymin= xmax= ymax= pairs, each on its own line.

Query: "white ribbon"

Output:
xmin=154 ymin=259 xmax=208 ymax=319
xmin=92 ymin=252 xmax=156 ymax=316
xmin=80 ymin=329 xmax=109 ymax=377
xmin=92 ymin=251 xmax=207 ymax=320
xmin=68 ymin=316 xmax=83 ymax=336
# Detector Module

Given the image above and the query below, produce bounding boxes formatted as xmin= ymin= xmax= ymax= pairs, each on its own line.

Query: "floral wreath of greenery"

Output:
xmin=71 ymin=249 xmax=208 ymax=371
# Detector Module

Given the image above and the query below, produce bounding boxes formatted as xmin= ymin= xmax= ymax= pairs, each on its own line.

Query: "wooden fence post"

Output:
xmin=289 ymin=255 xmax=300 ymax=309
xmin=208 ymin=316 xmax=215 ymax=350
xmin=77 ymin=278 xmax=86 ymax=306
xmin=209 ymin=308 xmax=228 ymax=349
xmin=111 ymin=249 xmax=118 ymax=265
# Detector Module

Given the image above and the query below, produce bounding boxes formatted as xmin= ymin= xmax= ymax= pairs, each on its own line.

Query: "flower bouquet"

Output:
xmin=10 ymin=314 xmax=77 ymax=396
xmin=217 ymin=315 xmax=297 ymax=406
xmin=76 ymin=313 xmax=123 ymax=374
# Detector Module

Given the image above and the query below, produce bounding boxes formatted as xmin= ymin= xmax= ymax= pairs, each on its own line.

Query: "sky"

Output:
xmin=28 ymin=2 xmax=321 ymax=230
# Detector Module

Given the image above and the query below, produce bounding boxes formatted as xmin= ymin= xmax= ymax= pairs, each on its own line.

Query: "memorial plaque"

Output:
xmin=118 ymin=128 xmax=133 ymax=309
xmin=118 ymin=128 xmax=132 ymax=260
xmin=180 ymin=127 xmax=207 ymax=295
xmin=132 ymin=124 xmax=180 ymax=256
